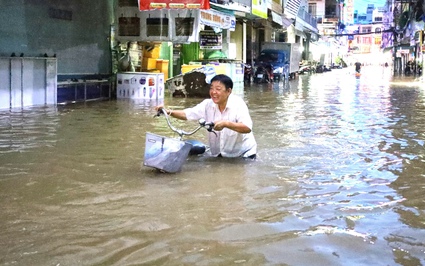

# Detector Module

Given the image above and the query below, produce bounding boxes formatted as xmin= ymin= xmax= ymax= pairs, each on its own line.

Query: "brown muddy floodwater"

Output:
xmin=1 ymin=66 xmax=425 ymax=266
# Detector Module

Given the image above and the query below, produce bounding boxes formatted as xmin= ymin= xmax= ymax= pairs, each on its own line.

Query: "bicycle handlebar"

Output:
xmin=155 ymin=108 xmax=215 ymax=139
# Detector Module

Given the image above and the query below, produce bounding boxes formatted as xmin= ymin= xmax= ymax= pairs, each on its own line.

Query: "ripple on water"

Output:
xmin=1 ymin=73 xmax=425 ymax=265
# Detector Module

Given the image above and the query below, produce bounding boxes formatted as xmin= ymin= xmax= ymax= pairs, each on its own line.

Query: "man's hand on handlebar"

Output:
xmin=213 ymin=120 xmax=226 ymax=131
xmin=154 ymin=105 xmax=171 ymax=117
xmin=154 ymin=105 xmax=187 ymax=120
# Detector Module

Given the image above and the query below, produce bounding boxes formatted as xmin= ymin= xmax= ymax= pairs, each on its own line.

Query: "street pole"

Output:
xmin=392 ymin=0 xmax=398 ymax=75
xmin=393 ymin=29 xmax=397 ymax=74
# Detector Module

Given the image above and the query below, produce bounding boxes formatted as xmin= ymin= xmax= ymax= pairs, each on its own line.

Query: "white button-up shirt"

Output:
xmin=184 ymin=94 xmax=257 ymax=157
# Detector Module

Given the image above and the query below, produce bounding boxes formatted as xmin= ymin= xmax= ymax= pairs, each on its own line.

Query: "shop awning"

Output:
xmin=296 ymin=30 xmax=306 ymax=38
xmin=294 ymin=20 xmax=304 ymax=31
xmin=271 ymin=11 xmax=283 ymax=26
xmin=310 ymin=31 xmax=319 ymax=41
xmin=383 ymin=44 xmax=415 ymax=52
xmin=210 ymin=2 xmax=250 ymax=14
xmin=282 ymin=15 xmax=294 ymax=27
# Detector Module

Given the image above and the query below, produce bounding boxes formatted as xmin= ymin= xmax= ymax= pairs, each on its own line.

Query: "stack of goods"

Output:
xmin=155 ymin=59 xmax=169 ymax=80
xmin=141 ymin=44 xmax=169 ymax=79
xmin=141 ymin=44 xmax=160 ymax=71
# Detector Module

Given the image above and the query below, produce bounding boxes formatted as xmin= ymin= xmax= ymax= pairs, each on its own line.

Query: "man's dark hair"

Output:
xmin=211 ymin=74 xmax=233 ymax=90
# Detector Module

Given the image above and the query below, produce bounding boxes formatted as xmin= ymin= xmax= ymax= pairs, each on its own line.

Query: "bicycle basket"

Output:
xmin=143 ymin=132 xmax=192 ymax=173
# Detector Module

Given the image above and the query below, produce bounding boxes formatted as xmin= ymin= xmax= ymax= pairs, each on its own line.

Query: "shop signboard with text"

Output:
xmin=139 ymin=0 xmax=209 ymax=10
xmin=200 ymin=31 xmax=222 ymax=49
xmin=199 ymin=9 xmax=236 ymax=31
xmin=252 ymin=0 xmax=267 ymax=18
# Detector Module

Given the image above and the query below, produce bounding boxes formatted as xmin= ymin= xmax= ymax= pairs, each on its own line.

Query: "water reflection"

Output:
xmin=1 ymin=67 xmax=425 ymax=265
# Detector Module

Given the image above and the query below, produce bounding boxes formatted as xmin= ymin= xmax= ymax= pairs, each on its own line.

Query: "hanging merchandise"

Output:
xmin=138 ymin=9 xmax=200 ymax=42
xmin=118 ymin=13 xmax=140 ymax=37
xmin=117 ymin=7 xmax=235 ymax=43
xmin=146 ymin=14 xmax=169 ymax=37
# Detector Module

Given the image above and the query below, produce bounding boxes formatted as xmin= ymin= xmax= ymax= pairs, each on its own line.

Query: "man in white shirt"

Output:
xmin=157 ymin=74 xmax=257 ymax=158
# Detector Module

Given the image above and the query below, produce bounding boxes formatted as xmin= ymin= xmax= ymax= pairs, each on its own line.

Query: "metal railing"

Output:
xmin=297 ymin=7 xmax=318 ymax=28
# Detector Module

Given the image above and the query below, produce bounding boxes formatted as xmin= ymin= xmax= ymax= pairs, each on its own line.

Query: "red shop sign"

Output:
xmin=139 ymin=0 xmax=210 ymax=10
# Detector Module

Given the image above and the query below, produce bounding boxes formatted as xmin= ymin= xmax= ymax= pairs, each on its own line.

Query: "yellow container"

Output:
xmin=142 ymin=57 xmax=157 ymax=70
xmin=156 ymin=60 xmax=168 ymax=71
xmin=143 ymin=44 xmax=161 ymax=59
xmin=156 ymin=60 xmax=169 ymax=79
xmin=181 ymin=64 xmax=203 ymax=74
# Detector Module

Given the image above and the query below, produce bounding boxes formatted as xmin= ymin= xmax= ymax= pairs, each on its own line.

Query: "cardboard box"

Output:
xmin=116 ymin=72 xmax=164 ymax=99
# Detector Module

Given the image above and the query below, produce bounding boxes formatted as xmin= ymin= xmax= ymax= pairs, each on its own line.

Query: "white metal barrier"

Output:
xmin=0 ymin=57 xmax=57 ymax=109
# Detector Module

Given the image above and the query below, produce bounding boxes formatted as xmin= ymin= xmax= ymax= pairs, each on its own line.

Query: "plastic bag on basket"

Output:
xmin=144 ymin=133 xmax=192 ymax=173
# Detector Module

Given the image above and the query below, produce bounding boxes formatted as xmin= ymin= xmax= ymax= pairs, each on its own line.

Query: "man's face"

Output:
xmin=209 ymin=81 xmax=231 ymax=105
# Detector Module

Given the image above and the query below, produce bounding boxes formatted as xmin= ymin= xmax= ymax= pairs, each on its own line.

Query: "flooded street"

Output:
xmin=1 ymin=66 xmax=425 ymax=265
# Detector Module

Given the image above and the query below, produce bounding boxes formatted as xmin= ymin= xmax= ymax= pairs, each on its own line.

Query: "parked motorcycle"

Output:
xmin=316 ymin=64 xmax=331 ymax=73
xmin=253 ymin=64 xmax=272 ymax=84
xmin=330 ymin=63 xmax=343 ymax=69
xmin=298 ymin=64 xmax=314 ymax=74
xmin=405 ymin=61 xmax=412 ymax=75
xmin=244 ymin=63 xmax=252 ymax=83
xmin=417 ymin=64 xmax=422 ymax=75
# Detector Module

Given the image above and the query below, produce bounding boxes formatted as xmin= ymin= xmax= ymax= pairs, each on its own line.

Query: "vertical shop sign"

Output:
xmin=415 ymin=31 xmax=422 ymax=44
xmin=345 ymin=0 xmax=354 ymax=24
xmin=251 ymin=0 xmax=267 ymax=19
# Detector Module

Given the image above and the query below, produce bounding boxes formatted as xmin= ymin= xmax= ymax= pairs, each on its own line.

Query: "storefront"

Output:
xmin=116 ymin=1 xmax=237 ymax=73
xmin=115 ymin=0 xmax=249 ymax=98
